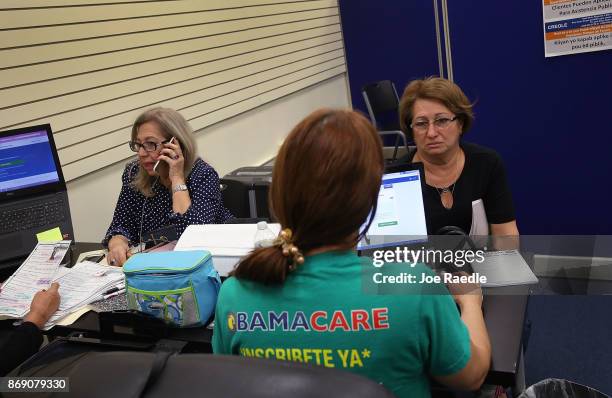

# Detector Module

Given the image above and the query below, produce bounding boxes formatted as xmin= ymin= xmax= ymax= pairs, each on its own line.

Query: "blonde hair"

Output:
xmin=131 ymin=107 xmax=197 ymax=196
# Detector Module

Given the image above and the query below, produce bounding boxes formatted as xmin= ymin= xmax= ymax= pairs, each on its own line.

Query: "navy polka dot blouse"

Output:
xmin=102 ymin=158 xmax=233 ymax=246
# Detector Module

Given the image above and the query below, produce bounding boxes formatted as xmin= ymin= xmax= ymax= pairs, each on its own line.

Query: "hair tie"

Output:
xmin=274 ymin=228 xmax=305 ymax=270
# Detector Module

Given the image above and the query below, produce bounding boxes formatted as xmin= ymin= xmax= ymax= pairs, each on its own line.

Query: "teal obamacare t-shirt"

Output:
xmin=212 ymin=251 xmax=470 ymax=398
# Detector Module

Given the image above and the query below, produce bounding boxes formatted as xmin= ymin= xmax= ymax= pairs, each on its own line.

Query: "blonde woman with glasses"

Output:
xmin=398 ymin=77 xmax=518 ymax=240
xmin=103 ymin=107 xmax=232 ymax=266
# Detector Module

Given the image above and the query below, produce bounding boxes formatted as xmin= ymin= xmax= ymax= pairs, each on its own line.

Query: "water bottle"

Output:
xmin=254 ymin=221 xmax=276 ymax=248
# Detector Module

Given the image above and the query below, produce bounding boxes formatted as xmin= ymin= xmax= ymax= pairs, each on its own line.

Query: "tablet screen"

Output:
xmin=358 ymin=165 xmax=428 ymax=250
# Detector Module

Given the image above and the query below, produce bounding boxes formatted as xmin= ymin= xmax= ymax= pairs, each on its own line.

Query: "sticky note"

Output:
xmin=36 ymin=227 xmax=63 ymax=243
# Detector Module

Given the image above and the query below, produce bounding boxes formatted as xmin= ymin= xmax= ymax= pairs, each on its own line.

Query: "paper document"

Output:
xmin=43 ymin=261 xmax=124 ymax=329
xmin=175 ymin=224 xmax=281 ymax=276
xmin=0 ymin=241 xmax=71 ymax=318
xmin=0 ymin=246 xmax=124 ymax=329
xmin=53 ymin=306 xmax=94 ymax=327
xmin=469 ymin=199 xmax=489 ymax=236
xmin=473 ymin=250 xmax=538 ymax=287
xmin=176 ymin=224 xmax=281 ymax=256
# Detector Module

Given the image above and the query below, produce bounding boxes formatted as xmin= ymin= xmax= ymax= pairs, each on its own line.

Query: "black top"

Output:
xmin=408 ymin=141 xmax=515 ymax=234
xmin=0 ymin=322 xmax=42 ymax=376
xmin=103 ymin=158 xmax=233 ymax=246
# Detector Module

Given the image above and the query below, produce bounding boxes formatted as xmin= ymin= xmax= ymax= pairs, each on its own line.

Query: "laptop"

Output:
xmin=358 ymin=162 xmax=429 ymax=251
xmin=0 ymin=124 xmax=74 ymax=267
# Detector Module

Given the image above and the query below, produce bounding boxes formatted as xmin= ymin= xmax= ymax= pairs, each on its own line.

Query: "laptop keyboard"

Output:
xmin=0 ymin=199 xmax=66 ymax=235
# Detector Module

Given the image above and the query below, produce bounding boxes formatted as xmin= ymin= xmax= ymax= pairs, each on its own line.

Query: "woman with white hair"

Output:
xmin=103 ymin=107 xmax=232 ymax=266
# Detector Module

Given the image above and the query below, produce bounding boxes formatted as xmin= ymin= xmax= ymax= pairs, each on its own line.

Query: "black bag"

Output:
xmin=141 ymin=224 xmax=178 ymax=249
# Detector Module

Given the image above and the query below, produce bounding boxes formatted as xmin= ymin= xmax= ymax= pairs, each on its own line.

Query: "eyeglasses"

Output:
xmin=410 ymin=116 xmax=457 ymax=132
xmin=128 ymin=140 xmax=169 ymax=152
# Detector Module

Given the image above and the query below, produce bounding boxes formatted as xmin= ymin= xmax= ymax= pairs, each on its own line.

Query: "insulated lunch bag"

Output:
xmin=123 ymin=250 xmax=220 ymax=327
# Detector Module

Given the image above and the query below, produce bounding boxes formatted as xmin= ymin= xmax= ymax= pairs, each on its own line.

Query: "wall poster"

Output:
xmin=543 ymin=0 xmax=612 ymax=56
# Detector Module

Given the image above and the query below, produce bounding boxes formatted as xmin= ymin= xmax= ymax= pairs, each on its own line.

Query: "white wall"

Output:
xmin=67 ymin=74 xmax=350 ymax=242
xmin=1 ymin=1 xmax=345 ymax=181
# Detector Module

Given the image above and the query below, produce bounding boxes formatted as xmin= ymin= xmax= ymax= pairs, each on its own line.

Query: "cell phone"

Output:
xmin=153 ymin=136 xmax=176 ymax=173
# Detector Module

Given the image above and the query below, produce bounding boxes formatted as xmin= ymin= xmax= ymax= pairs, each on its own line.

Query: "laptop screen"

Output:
xmin=357 ymin=163 xmax=428 ymax=250
xmin=0 ymin=124 xmax=66 ymax=201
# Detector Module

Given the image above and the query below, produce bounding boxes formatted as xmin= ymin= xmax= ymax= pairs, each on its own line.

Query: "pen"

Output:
xmin=48 ymin=245 xmax=59 ymax=260
xmin=103 ymin=284 xmax=125 ymax=295
xmin=103 ymin=289 xmax=126 ymax=300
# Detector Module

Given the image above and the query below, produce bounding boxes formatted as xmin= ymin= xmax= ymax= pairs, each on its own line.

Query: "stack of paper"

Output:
xmin=44 ymin=261 xmax=124 ymax=329
xmin=175 ymin=224 xmax=281 ymax=276
xmin=0 ymin=241 xmax=125 ymax=330
xmin=0 ymin=241 xmax=71 ymax=319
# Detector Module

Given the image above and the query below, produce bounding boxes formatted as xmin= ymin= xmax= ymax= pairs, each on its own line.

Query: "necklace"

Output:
xmin=437 ymin=184 xmax=456 ymax=210
xmin=415 ymin=150 xmax=462 ymax=210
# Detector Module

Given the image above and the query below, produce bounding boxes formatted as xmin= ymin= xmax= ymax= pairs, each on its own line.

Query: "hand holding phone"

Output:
xmin=153 ymin=137 xmax=176 ymax=173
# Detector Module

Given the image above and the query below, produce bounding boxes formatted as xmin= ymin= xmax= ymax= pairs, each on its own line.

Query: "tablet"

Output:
xmin=357 ymin=162 xmax=429 ymax=251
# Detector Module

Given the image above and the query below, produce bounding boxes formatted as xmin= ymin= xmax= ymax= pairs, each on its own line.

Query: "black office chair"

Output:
xmin=10 ymin=349 xmax=397 ymax=398
xmin=362 ymin=80 xmax=409 ymax=161
xmin=219 ymin=178 xmax=251 ymax=218
xmin=219 ymin=179 xmax=271 ymax=221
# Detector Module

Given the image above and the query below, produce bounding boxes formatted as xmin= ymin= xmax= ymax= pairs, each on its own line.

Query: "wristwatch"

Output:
xmin=172 ymin=184 xmax=188 ymax=194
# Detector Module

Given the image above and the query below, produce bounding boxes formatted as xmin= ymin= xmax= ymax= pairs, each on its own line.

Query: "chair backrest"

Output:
xmin=362 ymin=80 xmax=402 ymax=132
xmin=153 ymin=354 xmax=398 ymax=398
xmin=219 ymin=178 xmax=251 ymax=218
xmin=219 ymin=178 xmax=271 ymax=220
xmin=12 ymin=349 xmax=398 ymax=398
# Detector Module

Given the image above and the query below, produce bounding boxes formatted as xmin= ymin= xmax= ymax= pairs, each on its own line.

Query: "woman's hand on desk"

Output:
xmin=107 ymin=235 xmax=130 ymax=266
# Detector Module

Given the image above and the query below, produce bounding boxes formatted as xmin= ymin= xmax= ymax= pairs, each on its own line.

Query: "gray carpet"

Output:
xmin=524 ymin=296 xmax=612 ymax=396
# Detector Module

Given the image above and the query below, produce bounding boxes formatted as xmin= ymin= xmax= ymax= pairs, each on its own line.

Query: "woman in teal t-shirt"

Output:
xmin=212 ymin=109 xmax=491 ymax=397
